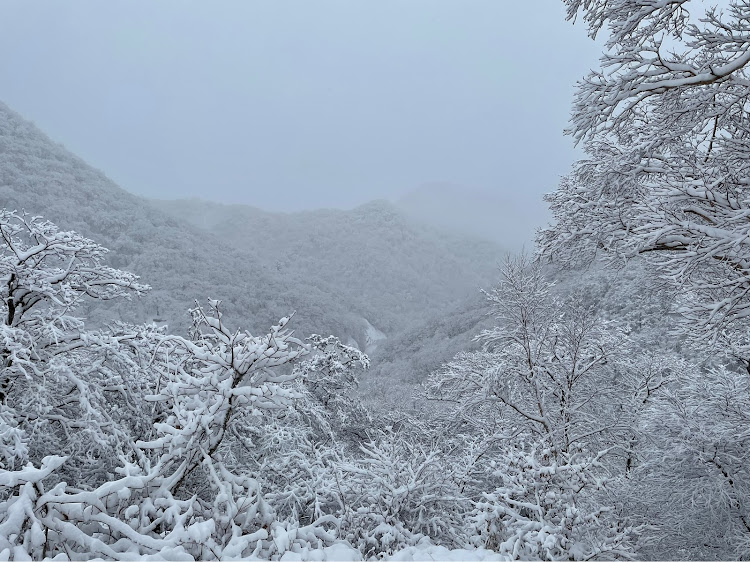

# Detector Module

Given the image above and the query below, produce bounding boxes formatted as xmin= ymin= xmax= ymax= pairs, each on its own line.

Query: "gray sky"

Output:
xmin=1 ymin=1 xmax=602 ymax=222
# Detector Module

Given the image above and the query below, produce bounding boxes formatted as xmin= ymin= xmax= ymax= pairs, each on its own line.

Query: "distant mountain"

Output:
xmin=0 ymin=101 xmax=365 ymax=341
xmin=396 ymin=182 xmax=543 ymax=251
xmin=149 ymin=197 xmax=506 ymax=345
xmin=0 ymin=101 xmax=506 ymax=357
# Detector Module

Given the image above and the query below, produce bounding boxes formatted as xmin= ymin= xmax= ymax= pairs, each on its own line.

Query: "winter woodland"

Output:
xmin=2 ymin=0 xmax=750 ymax=560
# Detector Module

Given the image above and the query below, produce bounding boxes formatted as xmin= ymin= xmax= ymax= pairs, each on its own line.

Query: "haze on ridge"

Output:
xmin=0 ymin=1 xmax=602 ymax=248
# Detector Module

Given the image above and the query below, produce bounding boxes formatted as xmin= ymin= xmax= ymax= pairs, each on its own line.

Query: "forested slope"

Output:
xmin=0 ymin=99 xmax=507 ymax=351
xmin=149 ymin=197 xmax=506 ymax=339
xmin=0 ymin=102 xmax=399 ymax=344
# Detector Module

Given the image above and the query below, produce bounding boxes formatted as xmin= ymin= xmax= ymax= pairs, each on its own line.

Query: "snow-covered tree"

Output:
xmin=292 ymin=334 xmax=371 ymax=448
xmin=241 ymin=335 xmax=371 ymax=527
xmin=535 ymin=5 xmax=750 ymax=555
xmin=540 ymin=0 xmax=750 ymax=359
xmin=425 ymin=256 xmax=639 ymax=559
xmin=626 ymin=362 xmax=750 ymax=559
xmin=470 ymin=443 xmax=633 ymax=560
xmin=0 ymin=211 xmax=349 ymax=560
xmin=0 ymin=209 xmax=151 ymax=483
xmin=428 ymin=256 xmax=628 ymax=458
xmin=333 ymin=430 xmax=465 ymax=557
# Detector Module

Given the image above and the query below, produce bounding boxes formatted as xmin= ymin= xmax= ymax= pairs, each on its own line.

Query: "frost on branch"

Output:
xmin=140 ymin=299 xmax=309 ymax=485
xmin=423 ymin=256 xmax=641 ymax=558
xmin=0 ymin=210 xmax=148 ymax=325
xmin=0 ymin=209 xmax=152 ymax=485
xmin=537 ymin=1 xmax=750 ymax=556
xmin=470 ymin=443 xmax=635 ymax=561
xmin=541 ymin=1 xmax=750 ymax=358
xmin=0 ymin=293 xmax=332 ymax=559
xmin=428 ymin=256 xmax=628 ymax=458
xmin=0 ymin=210 xmax=345 ymax=559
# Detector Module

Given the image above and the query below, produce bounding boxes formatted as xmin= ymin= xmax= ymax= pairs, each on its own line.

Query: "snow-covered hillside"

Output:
xmin=0 ymin=102 xmax=366 ymax=341
xmin=148 ymin=197 xmax=506 ymax=341
xmin=0 ymin=102 xmax=503 ymax=352
xmin=6 ymin=2 xmax=750 ymax=550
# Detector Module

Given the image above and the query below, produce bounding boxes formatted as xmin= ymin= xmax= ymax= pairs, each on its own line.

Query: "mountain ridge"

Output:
xmin=0 ymin=101 xmax=364 ymax=341
xmin=148 ymin=196 xmax=506 ymax=338
xmin=0 ymin=100 xmax=506 ymax=356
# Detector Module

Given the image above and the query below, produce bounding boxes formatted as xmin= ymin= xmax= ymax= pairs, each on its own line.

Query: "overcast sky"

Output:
xmin=0 ymin=1 xmax=602 ymax=222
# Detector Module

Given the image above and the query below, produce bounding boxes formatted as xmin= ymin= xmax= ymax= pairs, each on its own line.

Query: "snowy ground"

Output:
xmin=276 ymin=543 xmax=505 ymax=561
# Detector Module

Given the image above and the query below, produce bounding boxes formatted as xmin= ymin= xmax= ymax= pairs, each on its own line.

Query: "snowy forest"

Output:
xmin=2 ymin=1 xmax=750 ymax=560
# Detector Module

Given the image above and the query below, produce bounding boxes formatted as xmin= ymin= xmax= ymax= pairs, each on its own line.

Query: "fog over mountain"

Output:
xmin=3 ymin=2 xmax=750 ymax=559
xmin=149 ymin=196 xmax=505 ymax=340
xmin=0 ymin=1 xmax=601 ymax=220
xmin=1 ymin=56 xmax=746 ymax=558
xmin=0 ymin=101 xmax=505 ymax=355
xmin=396 ymin=182 xmax=541 ymax=250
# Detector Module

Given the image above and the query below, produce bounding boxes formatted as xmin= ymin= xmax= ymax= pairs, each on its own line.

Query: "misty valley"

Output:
xmin=2 ymin=1 xmax=750 ymax=561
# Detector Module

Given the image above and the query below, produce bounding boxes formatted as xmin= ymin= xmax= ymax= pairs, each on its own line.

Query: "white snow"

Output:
xmin=275 ymin=543 xmax=508 ymax=561
xmin=363 ymin=318 xmax=387 ymax=354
